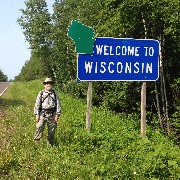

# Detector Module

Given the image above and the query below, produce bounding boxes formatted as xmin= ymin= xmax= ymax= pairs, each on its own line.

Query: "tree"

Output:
xmin=0 ymin=69 xmax=8 ymax=82
xmin=17 ymin=0 xmax=52 ymax=77
xmin=14 ymin=52 xmax=46 ymax=82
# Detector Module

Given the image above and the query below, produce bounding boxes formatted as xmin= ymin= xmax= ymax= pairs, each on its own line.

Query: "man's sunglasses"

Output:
xmin=45 ymin=82 xmax=53 ymax=85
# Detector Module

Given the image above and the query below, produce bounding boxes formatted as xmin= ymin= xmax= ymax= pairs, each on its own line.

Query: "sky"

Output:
xmin=0 ymin=0 xmax=55 ymax=80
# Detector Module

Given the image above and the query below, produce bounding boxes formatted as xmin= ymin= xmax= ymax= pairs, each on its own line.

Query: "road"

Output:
xmin=0 ymin=82 xmax=12 ymax=96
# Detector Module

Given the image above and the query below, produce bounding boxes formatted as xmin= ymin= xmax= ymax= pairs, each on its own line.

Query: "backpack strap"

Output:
xmin=51 ymin=90 xmax=57 ymax=112
xmin=38 ymin=90 xmax=44 ymax=113
xmin=42 ymin=93 xmax=49 ymax=104
xmin=51 ymin=90 xmax=57 ymax=106
xmin=39 ymin=90 xmax=57 ymax=113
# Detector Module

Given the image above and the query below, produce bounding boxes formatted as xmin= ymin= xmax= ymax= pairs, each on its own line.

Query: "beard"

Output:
xmin=46 ymin=86 xmax=52 ymax=91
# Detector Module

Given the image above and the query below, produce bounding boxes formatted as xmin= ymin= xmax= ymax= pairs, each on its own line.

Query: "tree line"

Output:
xmin=15 ymin=0 xmax=180 ymax=136
xmin=0 ymin=69 xmax=8 ymax=82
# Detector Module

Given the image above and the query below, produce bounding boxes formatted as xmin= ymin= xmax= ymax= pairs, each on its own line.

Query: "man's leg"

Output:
xmin=47 ymin=116 xmax=57 ymax=146
xmin=34 ymin=116 xmax=46 ymax=142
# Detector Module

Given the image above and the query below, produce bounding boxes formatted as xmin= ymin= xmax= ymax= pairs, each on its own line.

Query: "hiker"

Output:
xmin=34 ymin=78 xmax=61 ymax=146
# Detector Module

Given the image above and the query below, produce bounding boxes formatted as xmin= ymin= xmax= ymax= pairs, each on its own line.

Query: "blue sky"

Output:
xmin=0 ymin=0 xmax=54 ymax=80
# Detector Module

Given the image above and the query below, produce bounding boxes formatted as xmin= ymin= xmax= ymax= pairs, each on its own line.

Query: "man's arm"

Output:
xmin=34 ymin=91 xmax=42 ymax=122
xmin=54 ymin=91 xmax=61 ymax=122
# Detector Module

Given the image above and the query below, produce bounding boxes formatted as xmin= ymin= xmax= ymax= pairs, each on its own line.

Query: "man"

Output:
xmin=34 ymin=78 xmax=61 ymax=146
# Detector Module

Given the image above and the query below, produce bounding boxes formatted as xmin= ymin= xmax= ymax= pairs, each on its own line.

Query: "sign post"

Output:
xmin=77 ymin=37 xmax=159 ymax=133
xmin=68 ymin=21 xmax=159 ymax=134
xmin=141 ymin=82 xmax=146 ymax=137
xmin=86 ymin=81 xmax=92 ymax=131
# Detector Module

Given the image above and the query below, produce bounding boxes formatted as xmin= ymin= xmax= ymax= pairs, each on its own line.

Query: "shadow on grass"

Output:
xmin=0 ymin=98 xmax=25 ymax=107
xmin=0 ymin=158 xmax=22 ymax=179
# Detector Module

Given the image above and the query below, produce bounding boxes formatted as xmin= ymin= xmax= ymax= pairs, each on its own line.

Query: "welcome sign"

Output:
xmin=77 ymin=37 xmax=160 ymax=81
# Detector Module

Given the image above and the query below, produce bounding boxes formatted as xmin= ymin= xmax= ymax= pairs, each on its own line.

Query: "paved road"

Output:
xmin=0 ymin=82 xmax=12 ymax=96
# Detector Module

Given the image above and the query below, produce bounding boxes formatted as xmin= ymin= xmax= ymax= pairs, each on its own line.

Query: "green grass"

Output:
xmin=0 ymin=80 xmax=180 ymax=179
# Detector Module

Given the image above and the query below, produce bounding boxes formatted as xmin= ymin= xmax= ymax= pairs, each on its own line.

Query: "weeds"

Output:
xmin=0 ymin=80 xmax=180 ymax=179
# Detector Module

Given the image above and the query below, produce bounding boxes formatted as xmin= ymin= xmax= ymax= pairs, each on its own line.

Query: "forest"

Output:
xmin=15 ymin=0 xmax=180 ymax=137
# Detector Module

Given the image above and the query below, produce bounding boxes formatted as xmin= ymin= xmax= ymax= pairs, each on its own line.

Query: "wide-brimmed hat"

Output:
xmin=43 ymin=78 xmax=54 ymax=85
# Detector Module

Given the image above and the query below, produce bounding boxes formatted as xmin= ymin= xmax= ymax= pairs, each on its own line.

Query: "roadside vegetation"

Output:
xmin=0 ymin=80 xmax=180 ymax=179
xmin=15 ymin=0 xmax=180 ymax=137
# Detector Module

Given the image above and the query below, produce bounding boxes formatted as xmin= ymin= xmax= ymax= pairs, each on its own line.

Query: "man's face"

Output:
xmin=45 ymin=82 xmax=53 ymax=91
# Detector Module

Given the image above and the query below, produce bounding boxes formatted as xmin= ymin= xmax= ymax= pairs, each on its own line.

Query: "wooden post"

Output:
xmin=141 ymin=82 xmax=146 ymax=137
xmin=141 ymin=12 xmax=147 ymax=137
xmin=86 ymin=81 xmax=92 ymax=131
xmin=155 ymin=82 xmax=163 ymax=129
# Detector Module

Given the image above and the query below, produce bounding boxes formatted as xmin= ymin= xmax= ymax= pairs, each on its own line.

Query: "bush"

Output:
xmin=61 ymin=80 xmax=87 ymax=99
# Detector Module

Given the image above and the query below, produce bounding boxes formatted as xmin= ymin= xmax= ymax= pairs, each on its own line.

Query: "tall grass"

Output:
xmin=0 ymin=80 xmax=180 ymax=179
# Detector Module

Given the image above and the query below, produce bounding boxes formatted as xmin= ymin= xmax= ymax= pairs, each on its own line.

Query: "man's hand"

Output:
xmin=54 ymin=115 xmax=59 ymax=123
xmin=36 ymin=115 xmax=40 ymax=123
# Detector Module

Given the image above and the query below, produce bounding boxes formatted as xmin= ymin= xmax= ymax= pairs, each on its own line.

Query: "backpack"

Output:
xmin=39 ymin=90 xmax=57 ymax=113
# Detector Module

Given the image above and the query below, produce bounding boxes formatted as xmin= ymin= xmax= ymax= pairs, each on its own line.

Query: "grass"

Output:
xmin=0 ymin=80 xmax=180 ymax=179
